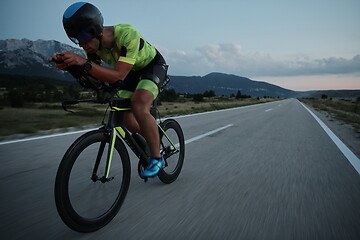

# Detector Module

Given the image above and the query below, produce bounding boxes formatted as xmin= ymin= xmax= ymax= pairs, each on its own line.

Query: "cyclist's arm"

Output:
xmin=61 ymin=51 xmax=133 ymax=83
xmin=87 ymin=60 xmax=132 ymax=83
xmin=89 ymin=62 xmax=133 ymax=83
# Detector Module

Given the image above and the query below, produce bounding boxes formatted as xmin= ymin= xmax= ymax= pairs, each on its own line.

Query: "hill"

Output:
xmin=168 ymin=72 xmax=303 ymax=98
xmin=1 ymin=38 xmax=358 ymax=99
xmin=0 ymin=38 xmax=306 ymax=98
xmin=0 ymin=38 xmax=83 ymax=81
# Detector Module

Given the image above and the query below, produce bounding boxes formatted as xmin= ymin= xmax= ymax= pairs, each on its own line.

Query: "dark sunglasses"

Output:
xmin=70 ymin=30 xmax=94 ymax=45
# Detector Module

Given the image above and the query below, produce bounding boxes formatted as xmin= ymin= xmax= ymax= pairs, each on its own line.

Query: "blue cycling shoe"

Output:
xmin=140 ymin=157 xmax=165 ymax=178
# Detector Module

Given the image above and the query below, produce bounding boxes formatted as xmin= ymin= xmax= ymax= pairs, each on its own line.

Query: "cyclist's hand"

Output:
xmin=48 ymin=54 xmax=67 ymax=70
xmin=62 ymin=51 xmax=87 ymax=67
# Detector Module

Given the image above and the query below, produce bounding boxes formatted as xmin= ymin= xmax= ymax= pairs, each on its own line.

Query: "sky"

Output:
xmin=0 ymin=0 xmax=359 ymax=91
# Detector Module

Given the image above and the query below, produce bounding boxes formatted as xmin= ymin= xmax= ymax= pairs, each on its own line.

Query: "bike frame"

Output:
xmin=87 ymin=99 xmax=179 ymax=182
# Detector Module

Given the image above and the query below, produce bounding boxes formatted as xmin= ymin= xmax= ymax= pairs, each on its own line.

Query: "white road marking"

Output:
xmin=0 ymin=124 xmax=235 ymax=147
xmin=300 ymin=101 xmax=360 ymax=174
xmin=265 ymin=108 xmax=273 ymax=112
xmin=184 ymin=124 xmax=233 ymax=145
xmin=0 ymin=101 xmax=277 ymax=145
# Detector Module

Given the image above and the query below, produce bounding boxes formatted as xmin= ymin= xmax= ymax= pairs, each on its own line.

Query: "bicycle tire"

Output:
xmin=54 ymin=129 xmax=131 ymax=232
xmin=158 ymin=119 xmax=185 ymax=184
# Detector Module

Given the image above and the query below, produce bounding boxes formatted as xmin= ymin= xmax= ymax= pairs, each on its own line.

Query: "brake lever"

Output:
xmin=62 ymin=101 xmax=76 ymax=113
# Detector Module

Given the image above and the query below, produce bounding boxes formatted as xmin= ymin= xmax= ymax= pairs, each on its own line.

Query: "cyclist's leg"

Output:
xmin=131 ymin=81 xmax=161 ymax=159
xmin=123 ymin=111 xmax=140 ymax=133
xmin=115 ymin=89 xmax=139 ymax=133
xmin=133 ymin=53 xmax=167 ymax=160
xmin=117 ymin=87 xmax=160 ymax=159
xmin=119 ymin=55 xmax=166 ymax=158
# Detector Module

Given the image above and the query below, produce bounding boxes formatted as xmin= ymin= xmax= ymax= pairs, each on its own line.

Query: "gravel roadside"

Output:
xmin=304 ymin=103 xmax=360 ymax=159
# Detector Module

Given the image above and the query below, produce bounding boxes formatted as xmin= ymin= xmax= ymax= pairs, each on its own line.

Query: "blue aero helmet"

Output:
xmin=63 ymin=2 xmax=104 ymax=45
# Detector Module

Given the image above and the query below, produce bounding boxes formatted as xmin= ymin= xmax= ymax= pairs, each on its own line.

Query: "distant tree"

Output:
xmin=185 ymin=94 xmax=193 ymax=99
xmin=159 ymin=89 xmax=178 ymax=102
xmin=54 ymin=90 xmax=63 ymax=101
xmin=23 ymin=89 xmax=37 ymax=102
xmin=8 ymin=89 xmax=25 ymax=108
xmin=64 ymin=85 xmax=80 ymax=99
xmin=193 ymin=94 xmax=204 ymax=102
xmin=321 ymin=94 xmax=328 ymax=99
xmin=203 ymin=90 xmax=216 ymax=97
xmin=236 ymin=90 xmax=242 ymax=99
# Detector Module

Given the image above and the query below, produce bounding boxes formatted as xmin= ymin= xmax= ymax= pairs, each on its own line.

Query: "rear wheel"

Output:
xmin=158 ymin=119 xmax=185 ymax=184
xmin=54 ymin=129 xmax=131 ymax=232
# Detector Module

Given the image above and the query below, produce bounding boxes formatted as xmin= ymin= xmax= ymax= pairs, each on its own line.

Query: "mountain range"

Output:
xmin=0 ymin=38 xmax=83 ymax=81
xmin=167 ymin=73 xmax=313 ymax=98
xmin=0 ymin=38 xmax=357 ymax=98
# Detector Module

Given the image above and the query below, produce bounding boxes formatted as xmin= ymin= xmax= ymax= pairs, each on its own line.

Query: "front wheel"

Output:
xmin=54 ymin=129 xmax=131 ymax=232
xmin=158 ymin=119 xmax=185 ymax=184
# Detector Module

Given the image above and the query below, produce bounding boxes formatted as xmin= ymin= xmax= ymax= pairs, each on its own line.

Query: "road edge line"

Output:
xmin=299 ymin=101 xmax=360 ymax=174
xmin=0 ymin=128 xmax=97 ymax=146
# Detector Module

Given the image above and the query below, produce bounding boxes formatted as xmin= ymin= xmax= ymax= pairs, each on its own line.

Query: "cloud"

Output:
xmin=156 ymin=43 xmax=360 ymax=77
xmin=288 ymin=55 xmax=360 ymax=76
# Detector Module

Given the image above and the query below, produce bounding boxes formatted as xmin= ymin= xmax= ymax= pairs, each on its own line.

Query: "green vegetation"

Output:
xmin=0 ymin=74 xmax=83 ymax=107
xmin=0 ymin=74 xmax=280 ymax=138
xmin=0 ymin=103 xmax=105 ymax=137
xmin=300 ymin=98 xmax=360 ymax=133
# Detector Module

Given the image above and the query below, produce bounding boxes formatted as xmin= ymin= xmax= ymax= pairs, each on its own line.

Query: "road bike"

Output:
xmin=54 ymin=97 xmax=185 ymax=232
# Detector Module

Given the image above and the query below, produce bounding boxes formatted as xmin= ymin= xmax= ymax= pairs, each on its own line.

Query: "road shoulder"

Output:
xmin=303 ymin=103 xmax=360 ymax=159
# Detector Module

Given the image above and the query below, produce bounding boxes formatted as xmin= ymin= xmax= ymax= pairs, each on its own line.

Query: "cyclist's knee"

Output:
xmin=132 ymin=89 xmax=154 ymax=103
xmin=131 ymin=90 xmax=153 ymax=117
xmin=132 ymin=104 xmax=151 ymax=121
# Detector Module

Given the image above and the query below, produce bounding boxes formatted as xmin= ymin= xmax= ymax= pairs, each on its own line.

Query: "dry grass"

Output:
xmin=300 ymin=98 xmax=360 ymax=133
xmin=158 ymin=97 xmax=275 ymax=116
xmin=0 ymin=103 xmax=105 ymax=137
xmin=0 ymin=97 xmax=278 ymax=138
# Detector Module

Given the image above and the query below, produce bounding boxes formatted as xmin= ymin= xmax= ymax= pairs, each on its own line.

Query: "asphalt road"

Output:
xmin=1 ymin=99 xmax=359 ymax=240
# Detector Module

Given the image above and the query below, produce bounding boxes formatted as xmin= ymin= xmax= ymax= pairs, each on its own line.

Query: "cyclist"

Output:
xmin=49 ymin=2 xmax=167 ymax=178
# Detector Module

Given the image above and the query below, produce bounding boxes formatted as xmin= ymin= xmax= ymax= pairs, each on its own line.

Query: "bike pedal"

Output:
xmin=99 ymin=176 xmax=114 ymax=183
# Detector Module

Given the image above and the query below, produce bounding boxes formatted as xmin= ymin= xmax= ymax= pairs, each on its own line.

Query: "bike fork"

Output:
xmin=91 ymin=128 xmax=116 ymax=183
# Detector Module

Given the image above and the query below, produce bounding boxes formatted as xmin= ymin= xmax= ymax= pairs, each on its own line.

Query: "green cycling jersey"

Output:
xmin=95 ymin=23 xmax=157 ymax=71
